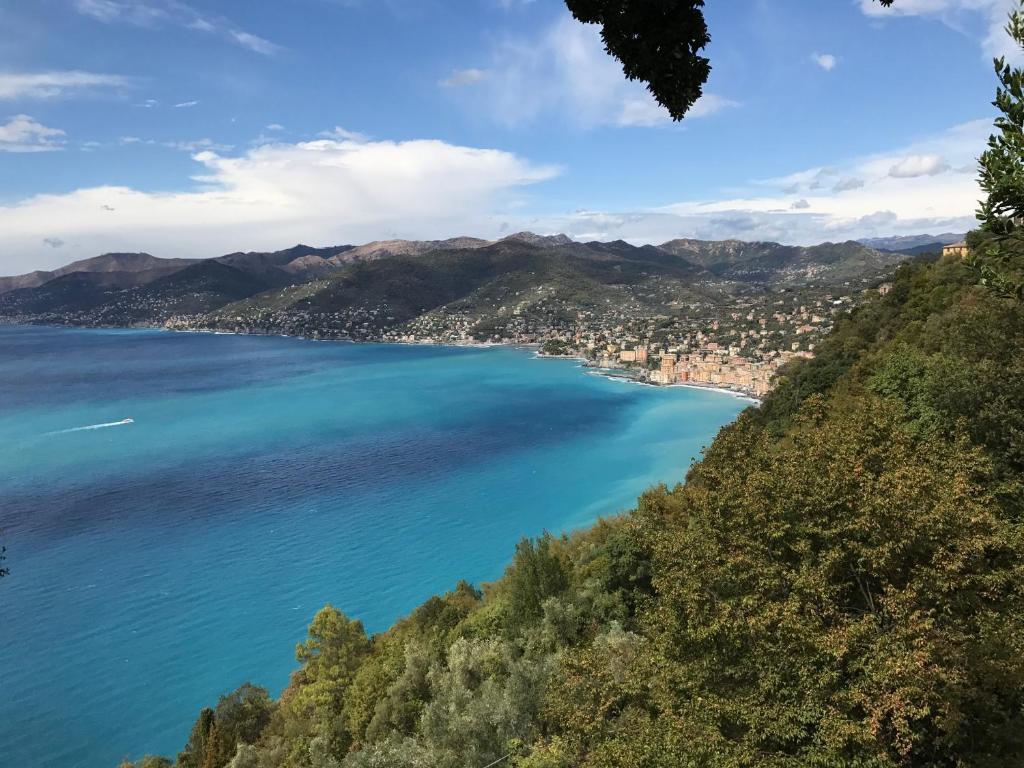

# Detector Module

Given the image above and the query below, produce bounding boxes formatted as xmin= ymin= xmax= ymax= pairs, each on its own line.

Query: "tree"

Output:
xmin=504 ymin=534 xmax=569 ymax=627
xmin=284 ymin=606 xmax=371 ymax=763
xmin=177 ymin=709 xmax=216 ymax=768
xmin=971 ymin=0 xmax=1024 ymax=301
xmin=565 ymin=0 xmax=895 ymax=121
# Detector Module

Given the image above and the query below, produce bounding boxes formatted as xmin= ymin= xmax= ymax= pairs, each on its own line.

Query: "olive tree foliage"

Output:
xmin=971 ymin=0 xmax=1024 ymax=301
xmin=565 ymin=0 xmax=895 ymax=121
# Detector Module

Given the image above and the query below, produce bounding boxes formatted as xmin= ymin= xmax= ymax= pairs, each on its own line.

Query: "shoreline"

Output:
xmin=585 ymin=368 xmax=762 ymax=404
xmin=1 ymin=319 xmax=762 ymax=405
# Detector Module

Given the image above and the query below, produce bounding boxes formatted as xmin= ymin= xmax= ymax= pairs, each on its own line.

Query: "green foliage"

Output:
xmin=156 ymin=217 xmax=1024 ymax=768
xmin=176 ymin=708 xmax=215 ymax=768
xmin=120 ymin=757 xmax=173 ymax=768
xmin=286 ymin=606 xmax=372 ymax=764
xmin=540 ymin=339 xmax=571 ymax=356
xmin=173 ymin=685 xmax=275 ymax=768
xmin=503 ymin=534 xmax=570 ymax=629
xmin=972 ymin=0 xmax=1024 ymax=300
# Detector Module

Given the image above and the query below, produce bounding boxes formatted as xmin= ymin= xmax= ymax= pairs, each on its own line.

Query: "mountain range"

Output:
xmin=0 ymin=233 xmax=912 ymax=336
xmin=858 ymin=232 xmax=966 ymax=255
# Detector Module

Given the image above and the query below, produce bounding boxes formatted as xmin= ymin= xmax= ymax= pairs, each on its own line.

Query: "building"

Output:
xmin=943 ymin=241 xmax=970 ymax=259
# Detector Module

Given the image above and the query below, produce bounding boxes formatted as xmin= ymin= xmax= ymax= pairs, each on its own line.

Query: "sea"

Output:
xmin=0 ymin=325 xmax=748 ymax=767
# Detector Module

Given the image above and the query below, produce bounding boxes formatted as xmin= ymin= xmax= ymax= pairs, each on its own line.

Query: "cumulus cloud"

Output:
xmin=812 ymin=53 xmax=837 ymax=71
xmin=445 ymin=14 xmax=736 ymax=128
xmin=0 ymin=71 xmax=131 ymax=100
xmin=74 ymin=0 xmax=280 ymax=55
xmin=0 ymin=115 xmax=65 ymax=153
xmin=0 ymin=135 xmax=558 ymax=272
xmin=515 ymin=119 xmax=988 ymax=247
xmin=860 ymin=0 xmax=1022 ymax=59
xmin=888 ymin=153 xmax=952 ymax=177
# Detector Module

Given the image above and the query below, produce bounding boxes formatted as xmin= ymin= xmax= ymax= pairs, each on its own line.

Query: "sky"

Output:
xmin=0 ymin=0 xmax=1017 ymax=273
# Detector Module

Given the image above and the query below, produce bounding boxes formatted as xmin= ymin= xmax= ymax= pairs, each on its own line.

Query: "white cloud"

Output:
xmin=163 ymin=138 xmax=233 ymax=152
xmin=318 ymin=126 xmax=369 ymax=142
xmin=860 ymin=0 xmax=1021 ymax=58
xmin=512 ymin=119 xmax=989 ymax=247
xmin=813 ymin=53 xmax=838 ymax=71
xmin=889 ymin=153 xmax=952 ymax=177
xmin=74 ymin=0 xmax=280 ymax=56
xmin=0 ymin=115 xmax=65 ymax=153
xmin=228 ymin=30 xmax=280 ymax=56
xmin=265 ymin=123 xmax=285 ymax=131
xmin=0 ymin=71 xmax=131 ymax=100
xmin=0 ymin=135 xmax=558 ymax=272
xmin=439 ymin=68 xmax=490 ymax=87
xmin=173 ymin=100 xmax=199 ymax=108
xmin=447 ymin=14 xmax=735 ymax=128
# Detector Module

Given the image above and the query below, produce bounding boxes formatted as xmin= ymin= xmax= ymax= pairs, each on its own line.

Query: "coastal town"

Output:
xmin=389 ymin=283 xmax=875 ymax=398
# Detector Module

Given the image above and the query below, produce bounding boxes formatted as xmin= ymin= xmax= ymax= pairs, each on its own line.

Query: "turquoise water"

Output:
xmin=0 ymin=325 xmax=747 ymax=768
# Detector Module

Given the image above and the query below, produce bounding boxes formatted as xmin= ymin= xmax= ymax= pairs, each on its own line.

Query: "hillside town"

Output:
xmin=390 ymin=285 xmax=871 ymax=398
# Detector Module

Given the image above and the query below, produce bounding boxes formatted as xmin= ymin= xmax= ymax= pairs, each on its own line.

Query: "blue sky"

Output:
xmin=0 ymin=0 xmax=1015 ymax=271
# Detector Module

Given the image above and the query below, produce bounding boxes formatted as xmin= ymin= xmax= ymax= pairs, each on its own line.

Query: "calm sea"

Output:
xmin=0 ymin=325 xmax=747 ymax=767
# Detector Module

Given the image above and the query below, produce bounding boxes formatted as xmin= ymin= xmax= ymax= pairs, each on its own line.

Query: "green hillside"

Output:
xmin=0 ymin=261 xmax=272 ymax=326
xmin=125 ymin=251 xmax=1024 ymax=768
xmin=190 ymin=239 xmax=721 ymax=340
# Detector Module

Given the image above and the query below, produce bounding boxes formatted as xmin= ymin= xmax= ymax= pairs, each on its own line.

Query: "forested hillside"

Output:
xmin=121 ymin=249 xmax=1024 ymax=768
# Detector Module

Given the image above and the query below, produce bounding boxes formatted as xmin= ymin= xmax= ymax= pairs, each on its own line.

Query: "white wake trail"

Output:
xmin=48 ymin=418 xmax=134 ymax=435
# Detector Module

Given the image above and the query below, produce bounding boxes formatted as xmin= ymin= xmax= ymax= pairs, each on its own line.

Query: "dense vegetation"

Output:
xmin=120 ymin=249 xmax=1024 ymax=767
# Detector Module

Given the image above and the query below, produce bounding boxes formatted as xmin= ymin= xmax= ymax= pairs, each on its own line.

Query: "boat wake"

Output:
xmin=49 ymin=418 xmax=134 ymax=435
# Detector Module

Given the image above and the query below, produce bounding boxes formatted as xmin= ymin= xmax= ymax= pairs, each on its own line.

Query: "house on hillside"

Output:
xmin=943 ymin=241 xmax=970 ymax=259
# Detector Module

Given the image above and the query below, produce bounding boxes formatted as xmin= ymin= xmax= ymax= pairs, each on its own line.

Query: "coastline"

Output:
xmin=1 ymin=319 xmax=762 ymax=405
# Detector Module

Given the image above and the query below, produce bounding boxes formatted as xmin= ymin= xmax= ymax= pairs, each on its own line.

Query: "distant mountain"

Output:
xmin=0 ymin=234 xmax=914 ymax=333
xmin=327 ymin=237 xmax=491 ymax=265
xmin=215 ymin=244 xmax=354 ymax=284
xmin=0 ymin=260 xmax=271 ymax=324
xmin=0 ymin=252 xmax=198 ymax=295
xmin=858 ymin=233 xmax=966 ymax=255
xmin=656 ymin=239 xmax=900 ymax=284
xmin=500 ymin=232 xmax=575 ymax=248
xmin=192 ymin=238 xmax=717 ymax=340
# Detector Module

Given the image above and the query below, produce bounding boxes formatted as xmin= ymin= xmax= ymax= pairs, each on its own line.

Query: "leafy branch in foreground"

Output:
xmin=972 ymin=0 xmax=1024 ymax=301
xmin=565 ymin=0 xmax=895 ymax=121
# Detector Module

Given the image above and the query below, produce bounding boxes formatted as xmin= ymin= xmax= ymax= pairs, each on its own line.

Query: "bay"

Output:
xmin=0 ymin=325 xmax=747 ymax=767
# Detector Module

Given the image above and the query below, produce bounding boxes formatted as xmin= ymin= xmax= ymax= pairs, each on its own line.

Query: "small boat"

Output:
xmin=119 ymin=418 xmax=134 ymax=425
